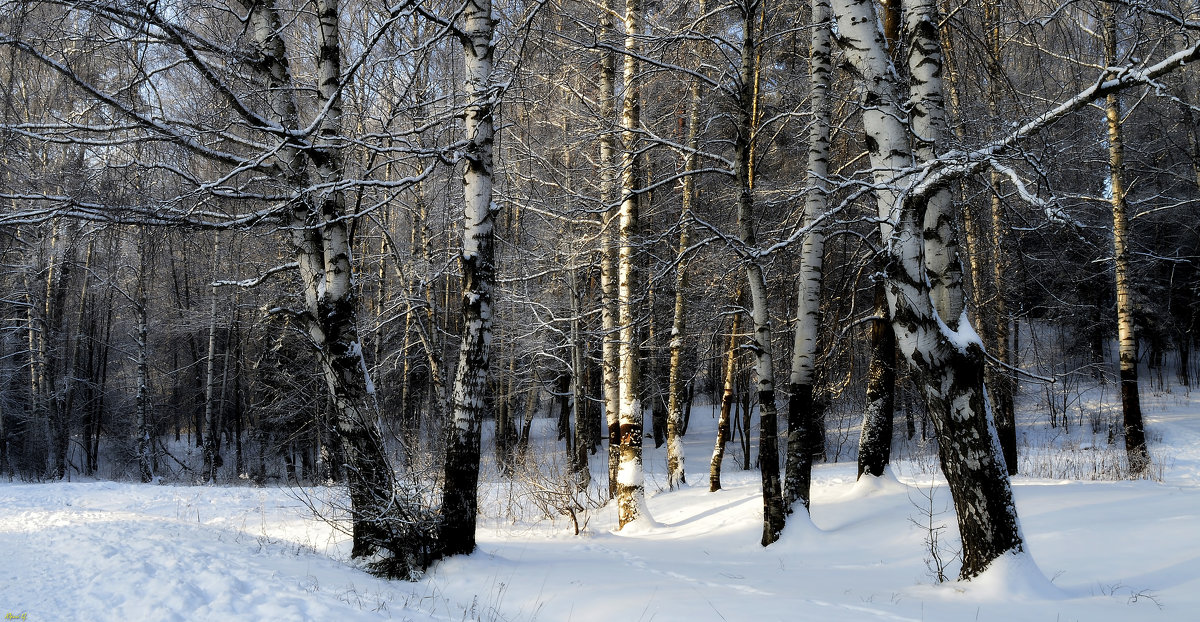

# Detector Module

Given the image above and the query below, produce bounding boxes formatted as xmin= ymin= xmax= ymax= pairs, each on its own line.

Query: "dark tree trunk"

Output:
xmin=858 ymin=279 xmax=896 ymax=479
xmin=784 ymin=382 xmax=814 ymax=509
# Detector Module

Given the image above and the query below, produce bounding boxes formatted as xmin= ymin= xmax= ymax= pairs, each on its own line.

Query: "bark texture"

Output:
xmin=832 ymin=0 xmax=1023 ymax=579
xmin=615 ymin=0 xmax=646 ymax=528
xmin=597 ymin=0 xmax=623 ymax=497
xmin=709 ymin=307 xmax=740 ymax=492
xmin=784 ymin=0 xmax=833 ymax=511
xmin=1103 ymin=2 xmax=1150 ymax=478
xmin=440 ymin=0 xmax=499 ymax=557
xmin=858 ymin=278 xmax=896 ymax=479
xmin=733 ymin=0 xmax=785 ymax=545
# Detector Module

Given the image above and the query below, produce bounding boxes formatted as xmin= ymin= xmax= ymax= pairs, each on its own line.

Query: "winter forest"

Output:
xmin=2 ymin=0 xmax=1200 ymax=618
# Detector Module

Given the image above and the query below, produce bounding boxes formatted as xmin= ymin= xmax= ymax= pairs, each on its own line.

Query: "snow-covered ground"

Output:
xmin=3 ymin=385 xmax=1199 ymax=621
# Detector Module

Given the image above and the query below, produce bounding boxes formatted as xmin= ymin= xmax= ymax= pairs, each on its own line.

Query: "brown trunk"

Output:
xmin=858 ymin=278 xmax=896 ymax=479
xmin=709 ymin=303 xmax=741 ymax=492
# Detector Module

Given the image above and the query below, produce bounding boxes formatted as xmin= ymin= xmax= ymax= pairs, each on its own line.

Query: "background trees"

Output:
xmin=1 ymin=0 xmax=1198 ymax=579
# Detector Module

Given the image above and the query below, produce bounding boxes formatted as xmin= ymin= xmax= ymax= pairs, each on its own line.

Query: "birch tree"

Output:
xmin=1101 ymin=1 xmax=1151 ymax=478
xmin=664 ymin=0 xmax=709 ymax=491
xmin=597 ymin=0 xmax=624 ymax=497
xmin=615 ymin=0 xmax=647 ymax=528
xmin=784 ymin=0 xmax=832 ymax=511
xmin=0 ymin=0 xmax=438 ymax=575
xmin=830 ymin=0 xmax=1022 ymax=578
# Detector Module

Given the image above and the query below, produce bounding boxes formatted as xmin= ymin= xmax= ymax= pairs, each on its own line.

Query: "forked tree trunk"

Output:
xmin=440 ymin=0 xmax=499 ymax=557
xmin=242 ymin=0 xmax=408 ymax=571
xmin=1103 ymin=3 xmax=1150 ymax=478
xmin=833 ymin=0 xmax=1023 ymax=579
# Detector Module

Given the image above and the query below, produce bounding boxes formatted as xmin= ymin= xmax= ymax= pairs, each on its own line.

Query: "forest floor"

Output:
xmin=2 ymin=381 xmax=1199 ymax=621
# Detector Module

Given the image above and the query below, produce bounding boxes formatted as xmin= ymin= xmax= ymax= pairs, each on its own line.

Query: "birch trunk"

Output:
xmin=784 ymin=0 xmax=832 ymax=511
xmin=615 ymin=0 xmax=646 ymax=528
xmin=440 ymin=0 xmax=499 ymax=555
xmin=56 ymin=236 xmax=93 ymax=480
xmin=243 ymin=0 xmax=405 ymax=569
xmin=833 ymin=0 xmax=1023 ymax=579
xmin=905 ymin=0 xmax=962 ymax=325
xmin=598 ymin=0 xmax=623 ymax=497
xmin=1103 ymin=3 xmax=1150 ymax=478
xmin=202 ymin=233 xmax=221 ymax=483
xmin=709 ymin=304 xmax=740 ymax=492
xmin=858 ymin=277 xmax=896 ymax=478
xmin=665 ymin=0 xmax=705 ymax=487
xmin=135 ymin=226 xmax=152 ymax=484
xmin=732 ymin=0 xmax=786 ymax=545
xmin=988 ymin=184 xmax=1018 ymax=474
xmin=569 ymin=269 xmax=592 ymax=487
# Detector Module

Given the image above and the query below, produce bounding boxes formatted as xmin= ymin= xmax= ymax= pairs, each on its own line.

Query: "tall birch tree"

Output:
xmin=784 ymin=0 xmax=832 ymax=511
xmin=1102 ymin=1 xmax=1151 ymax=478
xmin=440 ymin=0 xmax=500 ymax=557
xmin=615 ymin=0 xmax=647 ymax=528
xmin=831 ymin=0 xmax=1023 ymax=578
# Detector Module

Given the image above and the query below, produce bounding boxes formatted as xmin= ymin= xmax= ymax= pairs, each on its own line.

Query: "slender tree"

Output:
xmin=784 ymin=0 xmax=833 ymax=511
xmin=1102 ymin=1 xmax=1150 ymax=478
xmin=615 ymin=0 xmax=647 ymax=528
xmin=440 ymin=0 xmax=500 ymax=556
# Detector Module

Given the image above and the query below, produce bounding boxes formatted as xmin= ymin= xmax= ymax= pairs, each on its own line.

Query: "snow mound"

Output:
xmin=846 ymin=468 xmax=909 ymax=498
xmin=958 ymin=551 xmax=1066 ymax=601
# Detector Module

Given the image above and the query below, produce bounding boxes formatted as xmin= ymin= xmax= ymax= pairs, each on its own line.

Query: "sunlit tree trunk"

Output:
xmin=615 ymin=0 xmax=647 ymax=528
xmin=597 ymin=0 xmax=623 ymax=497
xmin=730 ymin=0 xmax=785 ymax=545
xmin=440 ymin=0 xmax=499 ymax=555
xmin=1103 ymin=2 xmax=1150 ymax=478
xmin=784 ymin=0 xmax=832 ymax=511
xmin=832 ymin=0 xmax=1023 ymax=579
xmin=243 ymin=0 xmax=402 ymax=567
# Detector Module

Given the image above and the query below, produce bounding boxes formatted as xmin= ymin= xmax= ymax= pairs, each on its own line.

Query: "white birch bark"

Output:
xmin=202 ymin=233 xmax=221 ymax=483
xmin=441 ymin=0 xmax=498 ymax=555
xmin=242 ymin=0 xmax=402 ymax=569
xmin=709 ymin=305 xmax=739 ymax=492
xmin=732 ymin=0 xmax=785 ymax=545
xmin=665 ymin=0 xmax=707 ymax=491
xmin=598 ymin=0 xmax=623 ymax=497
xmin=784 ymin=0 xmax=832 ymax=511
xmin=832 ymin=0 xmax=1022 ymax=579
xmin=905 ymin=0 xmax=963 ymax=326
xmin=1103 ymin=3 xmax=1150 ymax=477
xmin=616 ymin=0 xmax=647 ymax=528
